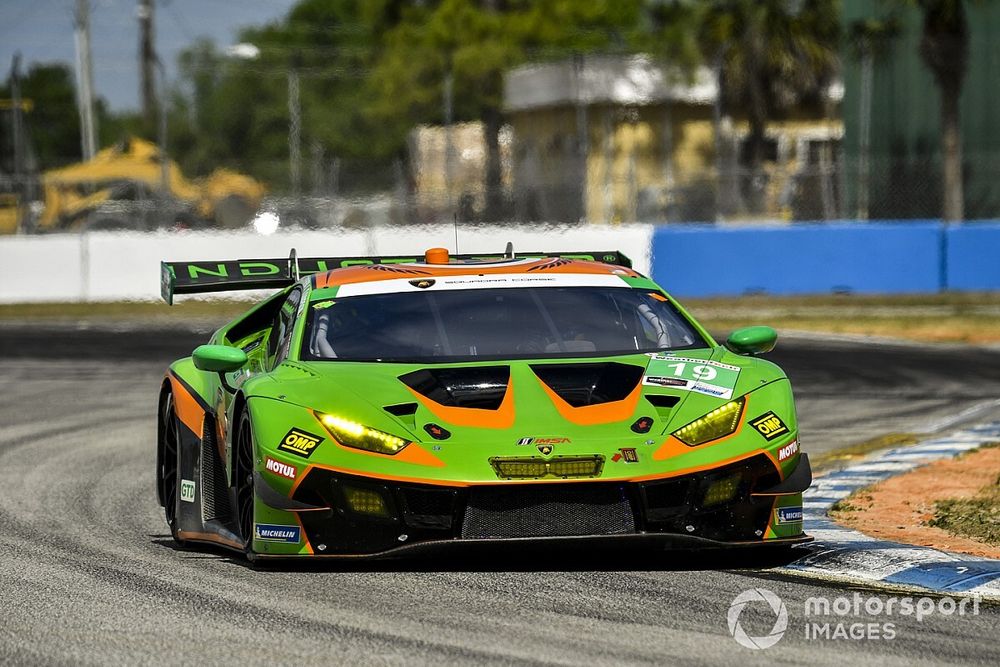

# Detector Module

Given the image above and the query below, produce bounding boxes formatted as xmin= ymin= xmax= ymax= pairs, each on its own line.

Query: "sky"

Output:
xmin=0 ymin=0 xmax=300 ymax=111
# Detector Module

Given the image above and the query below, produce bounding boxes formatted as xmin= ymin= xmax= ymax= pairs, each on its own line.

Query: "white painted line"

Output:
xmin=918 ymin=398 xmax=1000 ymax=433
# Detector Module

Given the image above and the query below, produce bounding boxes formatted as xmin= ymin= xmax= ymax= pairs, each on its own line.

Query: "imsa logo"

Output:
xmin=750 ymin=412 xmax=789 ymax=441
xmin=277 ymin=428 xmax=323 ymax=458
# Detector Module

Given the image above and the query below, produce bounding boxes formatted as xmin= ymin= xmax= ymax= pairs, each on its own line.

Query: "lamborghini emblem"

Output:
xmin=536 ymin=444 xmax=554 ymax=456
xmin=409 ymin=279 xmax=435 ymax=289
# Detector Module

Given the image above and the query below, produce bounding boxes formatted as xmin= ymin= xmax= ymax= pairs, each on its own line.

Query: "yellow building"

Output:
xmin=503 ymin=55 xmax=843 ymax=223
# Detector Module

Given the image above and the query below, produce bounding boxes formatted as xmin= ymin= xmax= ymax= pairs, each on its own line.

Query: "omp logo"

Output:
xmin=265 ymin=457 xmax=296 ymax=480
xmin=777 ymin=440 xmax=799 ymax=462
xmin=776 ymin=507 xmax=803 ymax=524
xmin=254 ymin=524 xmax=301 ymax=543
xmin=728 ymin=588 xmax=788 ymax=650
xmin=180 ymin=479 xmax=195 ymax=503
xmin=750 ymin=412 xmax=789 ymax=441
xmin=277 ymin=428 xmax=323 ymax=458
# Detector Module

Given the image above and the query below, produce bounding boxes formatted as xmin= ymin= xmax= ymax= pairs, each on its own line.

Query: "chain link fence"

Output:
xmin=5 ymin=139 xmax=1000 ymax=234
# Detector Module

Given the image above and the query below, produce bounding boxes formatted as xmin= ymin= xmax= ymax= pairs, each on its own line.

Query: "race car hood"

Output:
xmin=247 ymin=346 xmax=789 ymax=450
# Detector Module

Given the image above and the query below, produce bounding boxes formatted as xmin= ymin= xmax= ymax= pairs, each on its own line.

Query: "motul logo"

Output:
xmin=777 ymin=440 xmax=799 ymax=462
xmin=265 ymin=457 xmax=296 ymax=480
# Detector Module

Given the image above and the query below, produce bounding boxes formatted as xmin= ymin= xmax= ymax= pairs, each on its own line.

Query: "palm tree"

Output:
xmin=913 ymin=0 xmax=969 ymax=222
xmin=698 ymin=0 xmax=840 ymax=214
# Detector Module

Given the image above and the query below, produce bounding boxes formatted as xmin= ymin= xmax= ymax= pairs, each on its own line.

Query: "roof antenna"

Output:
xmin=504 ymin=241 xmax=514 ymax=259
xmin=453 ymin=212 xmax=459 ymax=254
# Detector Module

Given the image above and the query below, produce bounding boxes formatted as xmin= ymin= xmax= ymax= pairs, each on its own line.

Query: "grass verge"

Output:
xmin=925 ymin=445 xmax=1000 ymax=547
xmin=4 ymin=292 xmax=999 ymax=343
xmin=810 ymin=432 xmax=919 ymax=473
xmin=927 ymin=490 xmax=1000 ymax=547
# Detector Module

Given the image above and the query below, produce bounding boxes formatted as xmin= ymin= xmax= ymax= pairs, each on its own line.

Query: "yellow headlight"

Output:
xmin=342 ymin=485 xmax=391 ymax=517
xmin=702 ymin=473 xmax=742 ymax=506
xmin=315 ymin=412 xmax=410 ymax=455
xmin=672 ymin=397 xmax=745 ymax=446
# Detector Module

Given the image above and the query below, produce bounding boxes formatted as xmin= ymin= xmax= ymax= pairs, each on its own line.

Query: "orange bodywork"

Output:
xmin=406 ymin=378 xmax=516 ymax=430
xmin=537 ymin=379 xmax=643 ymax=426
xmin=313 ymin=257 xmax=640 ymax=289
xmin=168 ymin=373 xmax=206 ymax=435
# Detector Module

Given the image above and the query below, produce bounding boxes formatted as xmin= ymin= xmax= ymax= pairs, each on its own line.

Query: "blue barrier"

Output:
xmin=944 ymin=222 xmax=1000 ymax=291
xmin=651 ymin=221 xmax=999 ymax=297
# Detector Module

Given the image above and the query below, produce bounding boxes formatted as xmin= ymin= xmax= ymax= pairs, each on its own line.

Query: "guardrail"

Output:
xmin=0 ymin=221 xmax=996 ymax=303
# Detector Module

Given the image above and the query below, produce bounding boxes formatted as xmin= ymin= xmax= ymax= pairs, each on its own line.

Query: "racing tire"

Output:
xmin=159 ymin=393 xmax=187 ymax=548
xmin=234 ymin=407 xmax=257 ymax=562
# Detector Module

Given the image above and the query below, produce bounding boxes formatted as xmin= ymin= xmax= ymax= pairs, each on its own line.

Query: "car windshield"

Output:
xmin=302 ymin=287 xmax=707 ymax=363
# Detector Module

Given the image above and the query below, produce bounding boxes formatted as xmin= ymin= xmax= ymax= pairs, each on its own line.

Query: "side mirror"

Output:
xmin=192 ymin=345 xmax=248 ymax=373
xmin=726 ymin=326 xmax=777 ymax=356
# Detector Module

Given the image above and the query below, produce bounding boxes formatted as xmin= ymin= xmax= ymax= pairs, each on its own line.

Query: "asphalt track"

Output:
xmin=1 ymin=323 xmax=999 ymax=665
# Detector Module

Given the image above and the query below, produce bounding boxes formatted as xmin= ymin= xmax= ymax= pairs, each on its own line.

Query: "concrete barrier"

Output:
xmin=944 ymin=222 xmax=1000 ymax=291
xmin=2 ymin=221 xmax=996 ymax=303
xmin=0 ymin=224 xmax=653 ymax=303
xmin=651 ymin=222 xmax=945 ymax=297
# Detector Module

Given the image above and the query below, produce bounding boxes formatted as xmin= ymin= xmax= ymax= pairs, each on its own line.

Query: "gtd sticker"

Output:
xmin=277 ymin=428 xmax=323 ymax=458
xmin=776 ymin=507 xmax=803 ymax=524
xmin=777 ymin=440 xmax=799 ymax=462
xmin=265 ymin=457 xmax=296 ymax=480
xmin=180 ymin=479 xmax=196 ymax=503
xmin=254 ymin=524 xmax=301 ymax=543
xmin=750 ymin=412 xmax=789 ymax=441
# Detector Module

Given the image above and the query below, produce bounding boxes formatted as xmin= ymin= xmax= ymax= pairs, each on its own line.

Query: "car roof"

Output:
xmin=310 ymin=256 xmax=643 ymax=293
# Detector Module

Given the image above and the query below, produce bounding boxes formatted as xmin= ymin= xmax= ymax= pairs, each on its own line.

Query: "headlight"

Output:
xmin=314 ymin=411 xmax=410 ymax=455
xmin=672 ymin=397 xmax=746 ymax=446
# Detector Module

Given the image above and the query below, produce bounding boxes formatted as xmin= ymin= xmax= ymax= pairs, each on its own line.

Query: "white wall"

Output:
xmin=0 ymin=225 xmax=652 ymax=303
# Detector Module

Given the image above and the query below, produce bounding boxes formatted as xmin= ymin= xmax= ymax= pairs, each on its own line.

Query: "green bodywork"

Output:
xmin=168 ymin=274 xmax=804 ymax=555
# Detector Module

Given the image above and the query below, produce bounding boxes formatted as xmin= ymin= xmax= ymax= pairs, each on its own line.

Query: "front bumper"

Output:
xmin=277 ymin=453 xmax=810 ymax=557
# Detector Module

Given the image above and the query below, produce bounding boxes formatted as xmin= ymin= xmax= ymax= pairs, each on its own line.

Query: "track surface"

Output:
xmin=1 ymin=325 xmax=999 ymax=665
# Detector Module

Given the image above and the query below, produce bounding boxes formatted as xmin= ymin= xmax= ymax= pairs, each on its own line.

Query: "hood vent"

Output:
xmin=383 ymin=402 xmax=418 ymax=429
xmin=644 ymin=395 xmax=680 ymax=409
xmin=531 ymin=362 xmax=643 ymax=407
xmin=383 ymin=403 xmax=418 ymax=416
xmin=399 ymin=366 xmax=509 ymax=410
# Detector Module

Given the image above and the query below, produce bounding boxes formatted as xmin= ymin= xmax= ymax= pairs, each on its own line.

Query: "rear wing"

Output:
xmin=160 ymin=248 xmax=632 ymax=305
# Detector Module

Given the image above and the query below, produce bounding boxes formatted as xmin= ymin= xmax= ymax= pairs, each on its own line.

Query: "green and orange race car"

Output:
xmin=156 ymin=246 xmax=811 ymax=561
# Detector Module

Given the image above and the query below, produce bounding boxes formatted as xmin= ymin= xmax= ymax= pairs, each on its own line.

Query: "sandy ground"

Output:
xmin=830 ymin=446 xmax=1000 ymax=559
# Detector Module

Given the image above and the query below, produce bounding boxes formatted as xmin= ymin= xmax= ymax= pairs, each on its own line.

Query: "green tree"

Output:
xmin=369 ymin=0 xmax=648 ymax=219
xmin=2 ymin=63 xmax=86 ymax=169
xmin=698 ymin=0 xmax=840 ymax=213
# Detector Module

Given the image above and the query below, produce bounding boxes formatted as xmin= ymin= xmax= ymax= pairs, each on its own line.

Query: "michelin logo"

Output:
xmin=254 ymin=523 xmax=301 ymax=543
xmin=776 ymin=507 xmax=803 ymax=524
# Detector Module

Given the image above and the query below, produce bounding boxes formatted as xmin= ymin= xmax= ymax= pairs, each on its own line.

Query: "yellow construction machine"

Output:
xmin=33 ymin=137 xmax=265 ymax=232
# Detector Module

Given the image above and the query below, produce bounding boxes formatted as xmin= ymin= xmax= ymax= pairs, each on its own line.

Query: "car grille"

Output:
xmin=489 ymin=455 xmax=604 ymax=480
xmin=461 ymin=484 xmax=635 ymax=538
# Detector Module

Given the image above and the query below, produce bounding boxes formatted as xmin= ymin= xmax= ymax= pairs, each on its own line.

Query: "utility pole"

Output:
xmin=74 ymin=0 xmax=97 ymax=159
xmin=287 ymin=67 xmax=301 ymax=196
xmin=138 ymin=0 xmax=156 ymax=130
xmin=9 ymin=54 xmax=27 ymax=233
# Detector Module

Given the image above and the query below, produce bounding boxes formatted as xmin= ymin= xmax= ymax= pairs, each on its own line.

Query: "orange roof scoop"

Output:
xmin=424 ymin=247 xmax=450 ymax=264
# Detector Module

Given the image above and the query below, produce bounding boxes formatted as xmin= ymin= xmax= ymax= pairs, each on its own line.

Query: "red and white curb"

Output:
xmin=781 ymin=421 xmax=1000 ymax=599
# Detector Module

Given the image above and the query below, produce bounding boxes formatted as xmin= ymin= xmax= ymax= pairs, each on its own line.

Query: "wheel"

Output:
xmin=234 ymin=407 xmax=257 ymax=560
xmin=159 ymin=393 xmax=186 ymax=547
